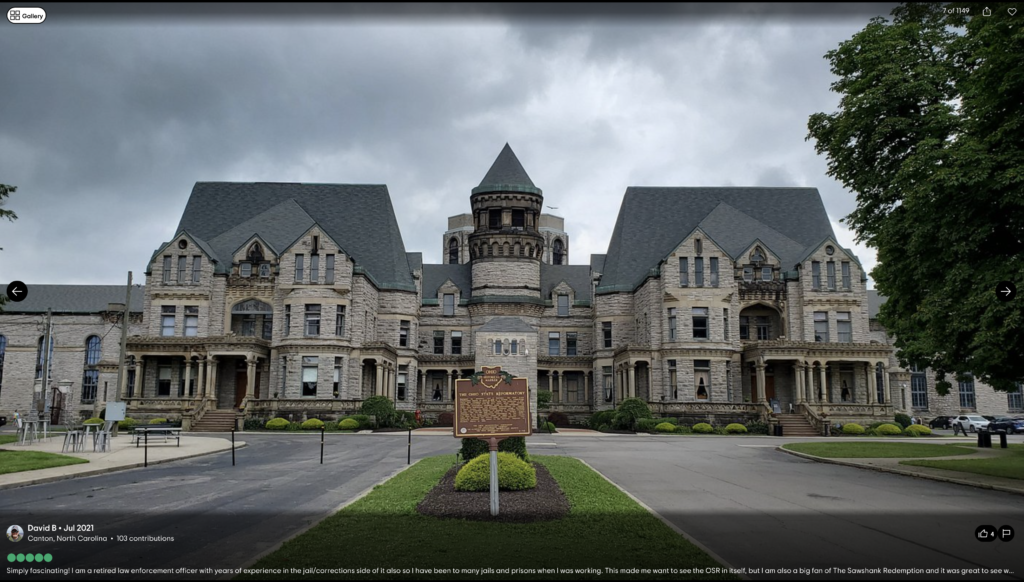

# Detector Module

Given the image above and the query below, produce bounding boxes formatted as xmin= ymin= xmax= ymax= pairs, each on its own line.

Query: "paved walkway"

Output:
xmin=0 ymin=432 xmax=243 ymax=490
xmin=779 ymin=443 xmax=1024 ymax=496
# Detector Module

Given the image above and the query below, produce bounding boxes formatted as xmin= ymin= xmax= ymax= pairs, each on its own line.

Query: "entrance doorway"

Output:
xmin=749 ymin=372 xmax=776 ymax=401
xmin=234 ymin=369 xmax=261 ymax=407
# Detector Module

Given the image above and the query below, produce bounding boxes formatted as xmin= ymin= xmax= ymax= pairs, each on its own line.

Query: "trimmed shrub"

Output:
xmin=459 ymin=436 xmax=529 ymax=462
xmin=148 ymin=417 xmax=168 ymax=425
xmin=338 ymin=418 xmax=360 ymax=431
xmin=655 ymin=422 xmax=676 ymax=433
xmin=588 ymin=410 xmax=615 ymax=429
xmin=867 ymin=421 xmax=892 ymax=430
xmin=118 ymin=418 xmax=138 ymax=430
xmin=617 ymin=397 xmax=652 ymax=423
xmin=301 ymin=418 xmax=325 ymax=430
xmin=877 ymin=423 xmax=903 ymax=436
xmin=636 ymin=418 xmax=660 ymax=432
xmin=265 ymin=418 xmax=289 ymax=430
xmin=597 ymin=423 xmax=611 ymax=431
xmin=904 ymin=424 xmax=932 ymax=436
xmin=654 ymin=417 xmax=678 ymax=426
xmin=547 ymin=411 xmax=570 ymax=427
xmin=543 ymin=422 xmax=558 ymax=433
xmin=692 ymin=423 xmax=713 ymax=434
xmin=894 ymin=413 xmax=912 ymax=429
xmin=83 ymin=417 xmax=103 ymax=425
xmin=842 ymin=423 xmax=866 ymax=435
xmin=745 ymin=421 xmax=770 ymax=435
xmin=725 ymin=423 xmax=748 ymax=434
xmin=675 ymin=425 xmax=692 ymax=434
xmin=537 ymin=390 xmax=552 ymax=409
xmin=360 ymin=396 xmax=396 ymax=427
xmin=436 ymin=412 xmax=454 ymax=427
xmin=455 ymin=452 xmax=537 ymax=491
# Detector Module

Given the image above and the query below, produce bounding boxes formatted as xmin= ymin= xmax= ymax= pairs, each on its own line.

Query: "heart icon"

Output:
xmin=1010 ymin=8 xmax=1018 ymax=15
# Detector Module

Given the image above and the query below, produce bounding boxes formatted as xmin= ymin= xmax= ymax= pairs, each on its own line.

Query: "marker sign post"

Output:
xmin=454 ymin=366 xmax=532 ymax=516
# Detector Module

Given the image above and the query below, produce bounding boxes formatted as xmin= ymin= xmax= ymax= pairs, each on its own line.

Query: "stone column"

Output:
xmin=209 ymin=357 xmax=219 ymax=404
xmin=121 ymin=355 xmax=133 ymax=399
xmin=375 ymin=363 xmax=384 ymax=397
xmin=628 ymin=364 xmax=636 ymax=399
xmin=794 ymin=363 xmax=804 ymax=404
xmin=819 ymin=363 xmax=828 ymax=404
xmin=136 ymin=357 xmax=146 ymax=399
xmin=245 ymin=356 xmax=257 ymax=399
xmin=558 ymin=371 xmax=565 ymax=404
xmin=584 ymin=372 xmax=590 ymax=405
xmin=446 ymin=371 xmax=453 ymax=403
xmin=185 ymin=358 xmax=194 ymax=398
xmin=882 ymin=364 xmax=891 ymax=405
xmin=418 ymin=369 xmax=424 ymax=402
xmin=756 ymin=363 xmax=767 ymax=404
xmin=867 ymin=362 xmax=876 ymax=404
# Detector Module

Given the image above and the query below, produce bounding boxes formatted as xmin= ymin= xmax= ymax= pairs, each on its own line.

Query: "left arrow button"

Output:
xmin=5 ymin=281 xmax=28 ymax=302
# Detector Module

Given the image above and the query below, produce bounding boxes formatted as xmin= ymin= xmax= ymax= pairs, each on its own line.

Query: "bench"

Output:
xmin=133 ymin=426 xmax=181 ymax=447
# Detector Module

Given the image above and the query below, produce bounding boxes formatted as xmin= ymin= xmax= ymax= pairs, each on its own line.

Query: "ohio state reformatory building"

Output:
xmin=2 ymin=144 xmax=1020 ymax=430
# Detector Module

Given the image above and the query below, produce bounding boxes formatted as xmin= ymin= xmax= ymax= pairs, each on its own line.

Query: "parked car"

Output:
xmin=989 ymin=417 xmax=1024 ymax=434
xmin=954 ymin=415 xmax=990 ymax=433
xmin=928 ymin=416 xmax=953 ymax=430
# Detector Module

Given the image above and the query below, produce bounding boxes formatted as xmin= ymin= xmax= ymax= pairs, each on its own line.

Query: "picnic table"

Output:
xmin=132 ymin=425 xmax=181 ymax=447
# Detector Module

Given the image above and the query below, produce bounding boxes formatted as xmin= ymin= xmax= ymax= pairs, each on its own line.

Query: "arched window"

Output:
xmin=553 ymin=239 xmax=564 ymax=265
xmin=36 ymin=336 xmax=55 ymax=380
xmin=82 ymin=336 xmax=101 ymax=402
xmin=248 ymin=242 xmax=264 ymax=262
xmin=448 ymin=238 xmax=459 ymax=264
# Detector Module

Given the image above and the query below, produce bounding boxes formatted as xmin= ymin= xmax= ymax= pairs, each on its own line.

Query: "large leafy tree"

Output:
xmin=808 ymin=2 xmax=1023 ymax=394
xmin=0 ymin=183 xmax=16 ymax=311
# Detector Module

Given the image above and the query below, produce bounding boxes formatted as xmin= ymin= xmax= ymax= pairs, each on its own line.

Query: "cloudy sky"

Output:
xmin=0 ymin=3 xmax=899 ymax=289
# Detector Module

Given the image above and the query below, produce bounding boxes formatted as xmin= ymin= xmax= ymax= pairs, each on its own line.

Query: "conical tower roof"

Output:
xmin=472 ymin=143 xmax=542 ymax=195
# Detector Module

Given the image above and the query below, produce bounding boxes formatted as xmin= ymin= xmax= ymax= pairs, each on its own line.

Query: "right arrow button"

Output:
xmin=996 ymin=281 xmax=1016 ymax=302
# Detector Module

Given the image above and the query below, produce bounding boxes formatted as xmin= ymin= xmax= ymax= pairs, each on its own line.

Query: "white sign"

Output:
xmin=105 ymin=402 xmax=127 ymax=421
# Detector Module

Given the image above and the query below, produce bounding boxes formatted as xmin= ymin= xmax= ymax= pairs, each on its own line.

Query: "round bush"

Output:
xmin=118 ymin=418 xmax=137 ymax=430
xmin=338 ymin=418 xmax=360 ymax=431
xmin=265 ymin=418 xmax=289 ymax=430
xmin=360 ymin=395 xmax=396 ymax=427
xmin=675 ymin=425 xmax=692 ymax=434
xmin=613 ymin=398 xmax=652 ymax=429
xmin=725 ymin=423 xmax=748 ymax=434
xmin=692 ymin=423 xmax=713 ymax=434
xmin=655 ymin=422 xmax=676 ymax=433
xmin=894 ymin=413 xmax=912 ymax=429
xmin=636 ymin=418 xmax=660 ymax=432
xmin=597 ymin=423 xmax=610 ymax=431
xmin=83 ymin=417 xmax=103 ymax=425
xmin=904 ymin=424 xmax=932 ymax=436
xmin=148 ymin=418 xmax=168 ymax=425
xmin=543 ymin=422 xmax=558 ymax=433
xmin=455 ymin=452 xmax=536 ymax=491
xmin=460 ymin=436 xmax=529 ymax=462
xmin=301 ymin=418 xmax=325 ymax=430
xmin=843 ymin=423 xmax=865 ymax=435
xmin=877 ymin=423 xmax=903 ymax=436
xmin=589 ymin=410 xmax=615 ymax=429
xmin=745 ymin=421 xmax=770 ymax=435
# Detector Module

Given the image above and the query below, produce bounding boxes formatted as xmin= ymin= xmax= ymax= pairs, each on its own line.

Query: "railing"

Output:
xmin=246 ymin=399 xmax=362 ymax=414
xmin=799 ymin=403 xmax=827 ymax=435
xmin=126 ymin=398 xmax=201 ymax=410
xmin=655 ymin=402 xmax=762 ymax=416
xmin=181 ymin=397 xmax=211 ymax=431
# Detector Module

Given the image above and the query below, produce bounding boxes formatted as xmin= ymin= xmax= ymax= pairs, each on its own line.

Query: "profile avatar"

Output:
xmin=7 ymin=525 xmax=23 ymax=542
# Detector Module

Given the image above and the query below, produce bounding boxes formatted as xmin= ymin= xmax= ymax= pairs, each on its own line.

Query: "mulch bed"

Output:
xmin=416 ymin=462 xmax=570 ymax=523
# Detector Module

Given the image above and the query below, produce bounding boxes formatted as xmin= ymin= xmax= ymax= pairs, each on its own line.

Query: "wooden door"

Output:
xmin=765 ymin=376 xmax=776 ymax=401
xmin=235 ymin=372 xmax=247 ymax=408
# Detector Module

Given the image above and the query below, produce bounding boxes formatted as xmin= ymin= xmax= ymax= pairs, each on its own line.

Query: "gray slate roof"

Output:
xmin=541 ymin=263 xmax=593 ymax=303
xmin=474 ymin=144 xmax=540 ymax=194
xmin=1 ymin=285 xmax=145 ymax=314
xmin=478 ymin=316 xmax=537 ymax=334
xmin=868 ymin=290 xmax=885 ymax=319
xmin=421 ymin=264 xmax=472 ymax=300
xmin=175 ymin=183 xmax=415 ymax=290
xmin=590 ymin=254 xmax=607 ymax=274
xmin=598 ymin=187 xmax=835 ymax=293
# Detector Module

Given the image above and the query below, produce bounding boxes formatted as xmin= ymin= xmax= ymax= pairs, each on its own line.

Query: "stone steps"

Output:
xmin=774 ymin=414 xmax=820 ymax=436
xmin=191 ymin=411 xmax=238 ymax=432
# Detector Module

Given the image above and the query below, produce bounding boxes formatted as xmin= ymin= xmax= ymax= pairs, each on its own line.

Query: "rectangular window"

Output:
xmin=558 ymin=294 xmax=569 ymax=317
xmin=451 ymin=331 xmax=462 ymax=355
xmin=841 ymin=261 xmax=851 ymax=290
xmin=489 ymin=209 xmax=502 ymax=229
xmin=668 ymin=308 xmax=677 ymax=341
xmin=567 ymin=332 xmax=577 ymax=356
xmin=325 ymin=254 xmax=335 ymax=284
xmin=836 ymin=312 xmax=852 ymax=343
xmin=911 ymin=366 xmax=929 ymax=409
xmin=511 ymin=209 xmax=525 ymax=228
xmin=602 ymin=322 xmax=612 ymax=348
xmin=958 ymin=375 xmax=976 ymax=409
xmin=762 ymin=267 xmax=772 ymax=282
xmin=240 ymin=263 xmax=252 ymax=278
xmin=812 ymin=261 xmax=821 ymax=290
xmin=692 ymin=307 xmax=709 ymax=339
xmin=710 ymin=257 xmax=719 ymax=287
xmin=295 ymin=254 xmax=304 ymax=283
xmin=192 ymin=256 xmax=201 ymax=283
xmin=602 ymin=366 xmax=613 ymax=402
xmin=304 ymin=304 xmax=321 ymax=336
xmin=494 ymin=339 xmax=502 ymax=355
xmin=433 ymin=331 xmax=445 ymax=354
xmin=176 ymin=256 xmax=186 ymax=283
xmin=259 ymin=263 xmax=271 ymax=277
xmin=335 ymin=306 xmax=345 ymax=336
xmin=694 ymin=257 xmax=704 ymax=287
xmin=185 ymin=306 xmax=198 ymax=337
xmin=695 ymin=238 xmax=702 ymax=255
xmin=739 ymin=316 xmax=749 ymax=340
xmin=302 ymin=356 xmax=318 ymax=397
xmin=284 ymin=305 xmax=291 ymax=337
xmin=1009 ymin=383 xmax=1023 ymax=411
xmin=263 ymin=315 xmax=273 ymax=340
xmin=399 ymin=320 xmax=410 ymax=347
xmin=548 ymin=332 xmax=560 ymax=356
xmin=397 ymin=365 xmax=407 ymax=400
xmin=814 ymin=312 xmax=829 ymax=342
xmin=443 ymin=293 xmax=455 ymax=316
xmin=723 ymin=308 xmax=730 ymax=341
xmin=679 ymin=257 xmax=689 ymax=287
xmin=158 ymin=364 xmax=172 ymax=397
xmin=694 ymin=360 xmax=710 ymax=400
xmin=162 ymin=256 xmax=172 ymax=284
xmin=827 ymin=261 xmax=836 ymax=290
xmin=510 ymin=339 xmax=518 ymax=354
xmin=668 ymin=359 xmax=678 ymax=400
xmin=755 ymin=316 xmax=770 ymax=341
xmin=310 ymin=254 xmax=319 ymax=283
xmin=743 ymin=266 xmax=753 ymax=282
xmin=161 ymin=305 xmax=175 ymax=337
xmin=333 ymin=357 xmax=342 ymax=396
xmin=81 ymin=370 xmax=98 ymax=402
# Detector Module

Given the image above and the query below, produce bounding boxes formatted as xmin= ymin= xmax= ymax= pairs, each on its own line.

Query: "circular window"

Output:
xmin=825 ymin=245 xmax=835 ymax=256
xmin=178 ymin=239 xmax=188 ymax=249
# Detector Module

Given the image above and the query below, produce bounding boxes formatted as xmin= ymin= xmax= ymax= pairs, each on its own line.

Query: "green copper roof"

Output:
xmin=472 ymin=143 xmax=542 ymax=195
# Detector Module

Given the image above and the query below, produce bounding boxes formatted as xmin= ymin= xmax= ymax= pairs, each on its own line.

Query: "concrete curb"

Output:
xmin=0 ymin=442 xmax=248 ymax=491
xmin=576 ymin=458 xmax=748 ymax=581
xmin=776 ymin=446 xmax=1024 ymax=497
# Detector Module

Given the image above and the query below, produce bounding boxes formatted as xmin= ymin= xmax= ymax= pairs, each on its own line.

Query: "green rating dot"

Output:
xmin=44 ymin=553 xmax=52 ymax=562
xmin=34 ymin=554 xmax=43 ymax=562
xmin=25 ymin=553 xmax=34 ymax=562
xmin=17 ymin=553 xmax=25 ymax=562
xmin=7 ymin=554 xmax=15 ymax=563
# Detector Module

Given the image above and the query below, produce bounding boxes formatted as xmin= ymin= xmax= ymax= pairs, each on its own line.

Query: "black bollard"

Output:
xmin=408 ymin=427 xmax=412 ymax=465
xmin=231 ymin=428 xmax=236 ymax=466
xmin=320 ymin=427 xmax=325 ymax=465
xmin=144 ymin=430 xmax=148 ymax=468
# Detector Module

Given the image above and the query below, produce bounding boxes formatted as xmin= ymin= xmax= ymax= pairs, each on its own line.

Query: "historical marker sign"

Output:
xmin=454 ymin=366 xmax=532 ymax=439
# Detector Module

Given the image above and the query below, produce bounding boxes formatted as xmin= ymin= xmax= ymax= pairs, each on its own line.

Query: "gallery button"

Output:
xmin=8 ymin=7 xmax=46 ymax=23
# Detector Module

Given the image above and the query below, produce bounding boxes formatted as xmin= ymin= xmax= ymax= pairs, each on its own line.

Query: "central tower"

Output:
xmin=468 ymin=144 xmax=544 ymax=302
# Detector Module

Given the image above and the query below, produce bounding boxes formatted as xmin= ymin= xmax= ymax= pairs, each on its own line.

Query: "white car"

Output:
xmin=954 ymin=415 xmax=990 ymax=433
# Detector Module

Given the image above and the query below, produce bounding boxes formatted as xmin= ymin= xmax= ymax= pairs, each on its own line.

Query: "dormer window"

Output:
xmin=751 ymin=247 xmax=765 ymax=265
xmin=247 ymin=242 xmax=264 ymax=262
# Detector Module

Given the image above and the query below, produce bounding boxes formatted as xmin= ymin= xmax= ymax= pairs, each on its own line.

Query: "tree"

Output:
xmin=807 ymin=3 xmax=1023 ymax=394
xmin=0 ymin=183 xmax=15 ymax=311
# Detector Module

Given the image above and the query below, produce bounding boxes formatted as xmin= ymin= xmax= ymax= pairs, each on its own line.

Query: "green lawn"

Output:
xmin=237 ymin=455 xmax=737 ymax=580
xmin=0 ymin=435 xmax=18 ymax=446
xmin=782 ymin=442 xmax=976 ymax=458
xmin=0 ymin=450 xmax=89 ymax=475
xmin=901 ymin=444 xmax=1024 ymax=481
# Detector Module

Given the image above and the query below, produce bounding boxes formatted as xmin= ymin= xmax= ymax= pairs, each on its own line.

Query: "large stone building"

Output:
xmin=1 ymin=144 xmax=1020 ymax=430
